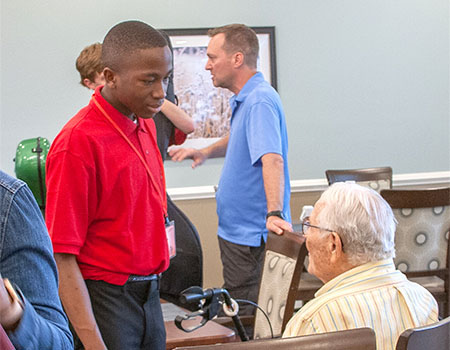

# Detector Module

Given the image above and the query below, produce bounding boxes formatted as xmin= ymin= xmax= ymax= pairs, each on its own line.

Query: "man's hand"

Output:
xmin=169 ymin=147 xmax=207 ymax=169
xmin=0 ymin=278 xmax=24 ymax=330
xmin=266 ymin=216 xmax=293 ymax=235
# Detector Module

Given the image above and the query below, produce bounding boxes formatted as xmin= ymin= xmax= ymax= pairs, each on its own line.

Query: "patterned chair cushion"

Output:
xmin=393 ymin=205 xmax=450 ymax=273
xmin=253 ymin=250 xmax=296 ymax=339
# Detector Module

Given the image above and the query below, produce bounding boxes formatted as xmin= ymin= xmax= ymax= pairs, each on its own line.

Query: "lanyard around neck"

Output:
xmin=92 ymin=96 xmax=168 ymax=217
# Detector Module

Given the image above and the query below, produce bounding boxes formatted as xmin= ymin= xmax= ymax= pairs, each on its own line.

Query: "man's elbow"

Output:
xmin=185 ymin=122 xmax=195 ymax=134
xmin=54 ymin=253 xmax=77 ymax=267
xmin=261 ymin=153 xmax=284 ymax=168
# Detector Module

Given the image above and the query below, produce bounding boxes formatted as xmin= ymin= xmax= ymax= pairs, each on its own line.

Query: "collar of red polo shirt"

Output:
xmin=92 ymin=96 xmax=168 ymax=219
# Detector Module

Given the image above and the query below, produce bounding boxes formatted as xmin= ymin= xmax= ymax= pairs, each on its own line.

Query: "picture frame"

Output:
xmin=161 ymin=27 xmax=277 ymax=149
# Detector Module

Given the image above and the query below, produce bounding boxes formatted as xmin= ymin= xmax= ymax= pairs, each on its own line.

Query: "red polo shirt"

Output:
xmin=46 ymin=87 xmax=169 ymax=285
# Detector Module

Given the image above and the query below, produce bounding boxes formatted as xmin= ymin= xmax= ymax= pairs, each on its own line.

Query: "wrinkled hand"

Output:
xmin=169 ymin=147 xmax=207 ymax=169
xmin=266 ymin=216 xmax=293 ymax=235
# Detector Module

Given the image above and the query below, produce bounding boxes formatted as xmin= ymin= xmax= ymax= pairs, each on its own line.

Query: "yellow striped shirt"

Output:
xmin=283 ymin=259 xmax=438 ymax=350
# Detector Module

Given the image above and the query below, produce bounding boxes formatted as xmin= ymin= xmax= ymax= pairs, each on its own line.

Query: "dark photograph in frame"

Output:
xmin=162 ymin=27 xmax=277 ymax=150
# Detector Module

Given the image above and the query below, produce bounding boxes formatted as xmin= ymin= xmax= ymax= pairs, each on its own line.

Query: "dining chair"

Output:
xmin=395 ymin=316 xmax=450 ymax=350
xmin=326 ymin=166 xmax=393 ymax=192
xmin=381 ymin=187 xmax=450 ymax=318
xmin=175 ymin=327 xmax=376 ymax=350
xmin=253 ymin=230 xmax=308 ymax=339
xmin=214 ymin=230 xmax=308 ymax=340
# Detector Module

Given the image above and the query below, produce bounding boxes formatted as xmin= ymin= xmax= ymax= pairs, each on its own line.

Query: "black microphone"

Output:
xmin=179 ymin=286 xmax=214 ymax=305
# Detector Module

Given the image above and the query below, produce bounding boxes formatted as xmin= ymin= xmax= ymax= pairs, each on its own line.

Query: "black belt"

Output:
xmin=127 ymin=273 xmax=160 ymax=283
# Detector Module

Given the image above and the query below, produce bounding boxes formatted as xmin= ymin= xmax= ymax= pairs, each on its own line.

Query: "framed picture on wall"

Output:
xmin=161 ymin=27 xmax=277 ymax=150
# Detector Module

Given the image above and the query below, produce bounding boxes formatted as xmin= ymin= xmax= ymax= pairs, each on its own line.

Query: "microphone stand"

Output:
xmin=175 ymin=286 xmax=249 ymax=341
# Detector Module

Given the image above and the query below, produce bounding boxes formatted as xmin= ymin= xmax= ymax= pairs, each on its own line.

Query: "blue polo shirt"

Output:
xmin=216 ymin=72 xmax=291 ymax=247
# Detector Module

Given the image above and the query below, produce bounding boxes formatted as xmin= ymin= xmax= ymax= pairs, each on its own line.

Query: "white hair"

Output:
xmin=316 ymin=182 xmax=396 ymax=265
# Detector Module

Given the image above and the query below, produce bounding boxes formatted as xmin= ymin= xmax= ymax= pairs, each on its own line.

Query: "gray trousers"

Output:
xmin=73 ymin=278 xmax=165 ymax=350
xmin=218 ymin=236 xmax=265 ymax=316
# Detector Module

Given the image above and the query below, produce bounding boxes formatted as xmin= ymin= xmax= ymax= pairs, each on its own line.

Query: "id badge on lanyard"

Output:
xmin=165 ymin=218 xmax=176 ymax=259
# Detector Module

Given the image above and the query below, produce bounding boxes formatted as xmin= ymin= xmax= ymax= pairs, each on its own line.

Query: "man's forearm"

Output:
xmin=202 ymin=135 xmax=229 ymax=159
xmin=54 ymin=253 xmax=106 ymax=350
xmin=262 ymin=153 xmax=292 ymax=234
xmin=261 ymin=153 xmax=285 ymax=211
xmin=160 ymin=99 xmax=194 ymax=134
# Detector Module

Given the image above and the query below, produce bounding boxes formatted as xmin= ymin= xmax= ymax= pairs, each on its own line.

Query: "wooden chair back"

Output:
xmin=326 ymin=166 xmax=393 ymax=192
xmin=253 ymin=231 xmax=308 ymax=339
xmin=395 ymin=316 xmax=450 ymax=350
xmin=176 ymin=327 xmax=376 ymax=350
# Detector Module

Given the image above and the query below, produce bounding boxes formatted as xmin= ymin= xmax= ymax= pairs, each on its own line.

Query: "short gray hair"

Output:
xmin=316 ymin=182 xmax=396 ymax=265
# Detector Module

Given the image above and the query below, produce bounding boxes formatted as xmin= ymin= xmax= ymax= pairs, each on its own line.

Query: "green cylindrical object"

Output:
xmin=14 ymin=137 xmax=50 ymax=211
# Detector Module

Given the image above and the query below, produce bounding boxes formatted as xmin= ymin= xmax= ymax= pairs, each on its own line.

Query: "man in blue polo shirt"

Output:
xmin=170 ymin=24 xmax=292 ymax=314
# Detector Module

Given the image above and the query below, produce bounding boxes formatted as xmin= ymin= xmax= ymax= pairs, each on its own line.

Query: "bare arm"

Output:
xmin=202 ymin=135 xmax=229 ymax=158
xmin=160 ymin=99 xmax=194 ymax=134
xmin=169 ymin=135 xmax=229 ymax=168
xmin=54 ymin=253 xmax=107 ymax=350
xmin=261 ymin=153 xmax=292 ymax=235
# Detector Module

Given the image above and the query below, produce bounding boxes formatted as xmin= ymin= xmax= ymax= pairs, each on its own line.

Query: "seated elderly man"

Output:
xmin=283 ymin=183 xmax=438 ymax=350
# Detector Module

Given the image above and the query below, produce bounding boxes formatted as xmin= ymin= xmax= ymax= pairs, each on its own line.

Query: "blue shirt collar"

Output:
xmin=230 ymin=72 xmax=264 ymax=111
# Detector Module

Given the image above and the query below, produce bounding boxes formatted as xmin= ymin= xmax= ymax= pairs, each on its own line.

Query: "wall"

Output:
xmin=1 ymin=0 xmax=449 ymax=185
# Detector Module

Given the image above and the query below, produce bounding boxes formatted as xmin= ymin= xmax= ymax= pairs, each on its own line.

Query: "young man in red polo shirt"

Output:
xmin=46 ymin=21 xmax=172 ymax=350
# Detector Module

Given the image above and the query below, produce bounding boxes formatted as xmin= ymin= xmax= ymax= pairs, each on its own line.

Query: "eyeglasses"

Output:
xmin=301 ymin=218 xmax=335 ymax=235
xmin=301 ymin=218 xmax=344 ymax=251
